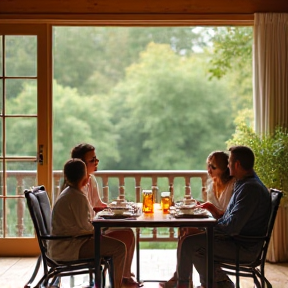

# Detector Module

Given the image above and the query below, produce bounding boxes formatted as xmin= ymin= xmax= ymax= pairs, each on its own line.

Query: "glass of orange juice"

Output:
xmin=142 ymin=190 xmax=154 ymax=213
xmin=161 ymin=191 xmax=171 ymax=213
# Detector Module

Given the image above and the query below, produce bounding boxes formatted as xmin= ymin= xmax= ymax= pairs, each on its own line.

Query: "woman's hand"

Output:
xmin=196 ymin=201 xmax=223 ymax=219
xmin=93 ymin=204 xmax=107 ymax=213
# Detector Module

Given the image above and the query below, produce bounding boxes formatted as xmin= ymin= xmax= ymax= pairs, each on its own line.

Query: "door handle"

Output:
xmin=38 ymin=144 xmax=44 ymax=165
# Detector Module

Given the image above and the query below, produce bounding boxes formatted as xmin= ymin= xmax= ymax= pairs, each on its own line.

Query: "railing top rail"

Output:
xmin=4 ymin=169 xmax=208 ymax=179
xmin=53 ymin=169 xmax=208 ymax=177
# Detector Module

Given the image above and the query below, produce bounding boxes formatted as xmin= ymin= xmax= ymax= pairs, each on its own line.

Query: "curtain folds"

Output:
xmin=254 ymin=13 xmax=288 ymax=262
xmin=253 ymin=13 xmax=288 ymax=134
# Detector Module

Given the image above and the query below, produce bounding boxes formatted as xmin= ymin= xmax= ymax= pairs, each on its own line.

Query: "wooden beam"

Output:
xmin=0 ymin=0 xmax=287 ymax=16
xmin=0 ymin=13 xmax=254 ymax=25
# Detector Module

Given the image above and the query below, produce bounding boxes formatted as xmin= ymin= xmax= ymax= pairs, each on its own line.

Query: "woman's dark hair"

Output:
xmin=229 ymin=145 xmax=255 ymax=171
xmin=71 ymin=143 xmax=95 ymax=162
xmin=60 ymin=143 xmax=95 ymax=193
xmin=63 ymin=158 xmax=86 ymax=187
xmin=207 ymin=150 xmax=232 ymax=183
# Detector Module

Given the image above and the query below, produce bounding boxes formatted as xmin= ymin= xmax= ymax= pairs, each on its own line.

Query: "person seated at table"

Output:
xmin=48 ymin=158 xmax=126 ymax=288
xmin=160 ymin=151 xmax=236 ymax=288
xmin=61 ymin=143 xmax=139 ymax=286
xmin=176 ymin=146 xmax=271 ymax=288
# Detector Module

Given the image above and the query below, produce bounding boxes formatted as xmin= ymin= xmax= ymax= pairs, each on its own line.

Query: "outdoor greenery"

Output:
xmin=3 ymin=26 xmax=254 ymax=238
xmin=227 ymin=121 xmax=288 ymax=202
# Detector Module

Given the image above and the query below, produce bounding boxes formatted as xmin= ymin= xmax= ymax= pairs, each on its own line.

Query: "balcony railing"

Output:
xmin=1 ymin=170 xmax=208 ymax=241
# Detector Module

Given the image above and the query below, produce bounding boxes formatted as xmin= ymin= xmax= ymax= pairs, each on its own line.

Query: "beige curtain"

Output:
xmin=254 ymin=13 xmax=288 ymax=262
xmin=254 ymin=13 xmax=288 ymax=134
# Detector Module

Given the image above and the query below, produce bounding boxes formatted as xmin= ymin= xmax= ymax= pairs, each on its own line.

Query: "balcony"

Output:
xmin=1 ymin=169 xmax=208 ymax=241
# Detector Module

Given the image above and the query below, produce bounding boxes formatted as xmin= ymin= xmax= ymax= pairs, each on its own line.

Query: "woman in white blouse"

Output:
xmin=160 ymin=150 xmax=236 ymax=288
xmin=62 ymin=143 xmax=139 ymax=286
xmin=201 ymin=150 xmax=236 ymax=218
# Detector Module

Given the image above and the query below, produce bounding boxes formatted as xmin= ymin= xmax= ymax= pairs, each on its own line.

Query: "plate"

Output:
xmin=174 ymin=208 xmax=210 ymax=218
xmin=96 ymin=211 xmax=139 ymax=219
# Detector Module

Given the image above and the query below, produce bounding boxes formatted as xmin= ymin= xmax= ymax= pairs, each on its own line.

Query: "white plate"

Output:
xmin=176 ymin=208 xmax=208 ymax=216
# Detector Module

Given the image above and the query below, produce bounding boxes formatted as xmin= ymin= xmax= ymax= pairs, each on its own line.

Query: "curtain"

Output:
xmin=254 ymin=13 xmax=288 ymax=262
xmin=254 ymin=13 xmax=288 ymax=134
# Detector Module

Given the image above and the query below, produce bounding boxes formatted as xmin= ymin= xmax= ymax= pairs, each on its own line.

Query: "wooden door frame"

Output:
xmin=0 ymin=24 xmax=52 ymax=256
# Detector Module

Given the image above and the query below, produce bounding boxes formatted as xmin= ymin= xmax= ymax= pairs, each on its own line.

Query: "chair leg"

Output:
xmin=235 ymin=246 xmax=240 ymax=288
xmin=108 ymin=258 xmax=114 ymax=288
xmin=264 ymin=278 xmax=272 ymax=288
xmin=50 ymin=276 xmax=61 ymax=287
xmin=89 ymin=269 xmax=94 ymax=287
xmin=24 ymin=255 xmax=42 ymax=288
xmin=102 ymin=264 xmax=106 ymax=288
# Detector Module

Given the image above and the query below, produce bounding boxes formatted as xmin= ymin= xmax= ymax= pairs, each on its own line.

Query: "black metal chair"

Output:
xmin=218 ymin=188 xmax=283 ymax=288
xmin=24 ymin=185 xmax=113 ymax=288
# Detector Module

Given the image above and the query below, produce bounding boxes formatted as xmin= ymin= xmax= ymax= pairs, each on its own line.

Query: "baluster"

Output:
xmin=152 ymin=227 xmax=157 ymax=239
xmin=135 ymin=176 xmax=141 ymax=203
xmin=53 ymin=175 xmax=62 ymax=204
xmin=168 ymin=176 xmax=175 ymax=205
xmin=118 ymin=176 xmax=125 ymax=200
xmin=184 ymin=179 xmax=191 ymax=197
xmin=202 ymin=186 xmax=207 ymax=202
xmin=169 ymin=227 xmax=175 ymax=239
xmin=201 ymin=174 xmax=208 ymax=201
xmin=16 ymin=181 xmax=24 ymax=237
xmin=102 ymin=176 xmax=109 ymax=203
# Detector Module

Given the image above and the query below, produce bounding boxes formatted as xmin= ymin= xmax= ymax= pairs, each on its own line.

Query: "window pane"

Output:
xmin=5 ymin=36 xmax=37 ymax=77
xmin=0 ymin=118 xmax=2 ymax=156
xmin=0 ymin=79 xmax=2 ymax=113
xmin=6 ymin=161 xmax=37 ymax=196
xmin=0 ymin=161 xmax=3 ymax=196
xmin=5 ymin=197 xmax=33 ymax=237
xmin=6 ymin=79 xmax=37 ymax=115
xmin=0 ymin=36 xmax=2 ymax=77
xmin=6 ymin=117 xmax=37 ymax=156
xmin=0 ymin=198 xmax=3 ymax=237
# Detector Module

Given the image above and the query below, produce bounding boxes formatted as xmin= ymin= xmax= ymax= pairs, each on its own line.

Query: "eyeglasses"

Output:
xmin=88 ymin=156 xmax=99 ymax=164
xmin=207 ymin=163 xmax=217 ymax=170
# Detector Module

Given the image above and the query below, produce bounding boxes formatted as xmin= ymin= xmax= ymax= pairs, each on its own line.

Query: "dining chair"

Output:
xmin=218 ymin=188 xmax=283 ymax=288
xmin=24 ymin=185 xmax=113 ymax=288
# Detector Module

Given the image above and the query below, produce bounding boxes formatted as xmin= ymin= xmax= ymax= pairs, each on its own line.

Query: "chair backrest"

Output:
xmin=24 ymin=186 xmax=52 ymax=251
xmin=258 ymin=188 xmax=282 ymax=264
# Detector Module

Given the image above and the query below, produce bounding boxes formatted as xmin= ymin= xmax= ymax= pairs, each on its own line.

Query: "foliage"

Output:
xmin=109 ymin=42 xmax=235 ymax=171
xmin=53 ymin=27 xmax=207 ymax=96
xmin=5 ymin=80 xmax=120 ymax=170
xmin=207 ymin=27 xmax=253 ymax=80
xmin=227 ymin=123 xmax=288 ymax=199
xmin=206 ymin=27 xmax=253 ymax=116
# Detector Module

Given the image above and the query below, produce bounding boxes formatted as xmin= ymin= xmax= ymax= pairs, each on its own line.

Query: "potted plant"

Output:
xmin=227 ymin=122 xmax=288 ymax=262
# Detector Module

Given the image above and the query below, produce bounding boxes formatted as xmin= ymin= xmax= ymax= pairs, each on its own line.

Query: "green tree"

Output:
xmin=53 ymin=27 xmax=208 ymax=96
xmin=5 ymin=81 xmax=120 ymax=170
xmin=109 ymin=43 xmax=235 ymax=171
xmin=206 ymin=27 xmax=253 ymax=114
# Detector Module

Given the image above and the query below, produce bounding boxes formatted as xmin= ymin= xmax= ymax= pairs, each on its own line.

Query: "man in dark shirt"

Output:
xmin=176 ymin=146 xmax=271 ymax=288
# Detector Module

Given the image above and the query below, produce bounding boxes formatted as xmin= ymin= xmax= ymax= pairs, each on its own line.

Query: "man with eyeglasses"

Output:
xmin=176 ymin=146 xmax=271 ymax=288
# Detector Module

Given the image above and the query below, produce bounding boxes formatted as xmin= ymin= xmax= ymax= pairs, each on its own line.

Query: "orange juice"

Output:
xmin=142 ymin=190 xmax=154 ymax=213
xmin=161 ymin=192 xmax=171 ymax=213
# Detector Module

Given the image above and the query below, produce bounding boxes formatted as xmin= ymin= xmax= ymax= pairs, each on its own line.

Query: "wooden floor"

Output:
xmin=1 ymin=251 xmax=288 ymax=288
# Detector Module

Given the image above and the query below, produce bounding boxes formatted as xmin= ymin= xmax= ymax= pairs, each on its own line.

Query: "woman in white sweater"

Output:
xmin=160 ymin=150 xmax=236 ymax=288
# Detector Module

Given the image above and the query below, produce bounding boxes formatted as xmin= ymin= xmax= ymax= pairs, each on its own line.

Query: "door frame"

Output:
xmin=0 ymin=23 xmax=53 ymax=256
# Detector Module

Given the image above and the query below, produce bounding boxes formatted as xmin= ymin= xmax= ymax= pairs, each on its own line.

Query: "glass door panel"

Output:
xmin=1 ymin=34 xmax=37 ymax=240
xmin=0 ymin=24 xmax=51 ymax=256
